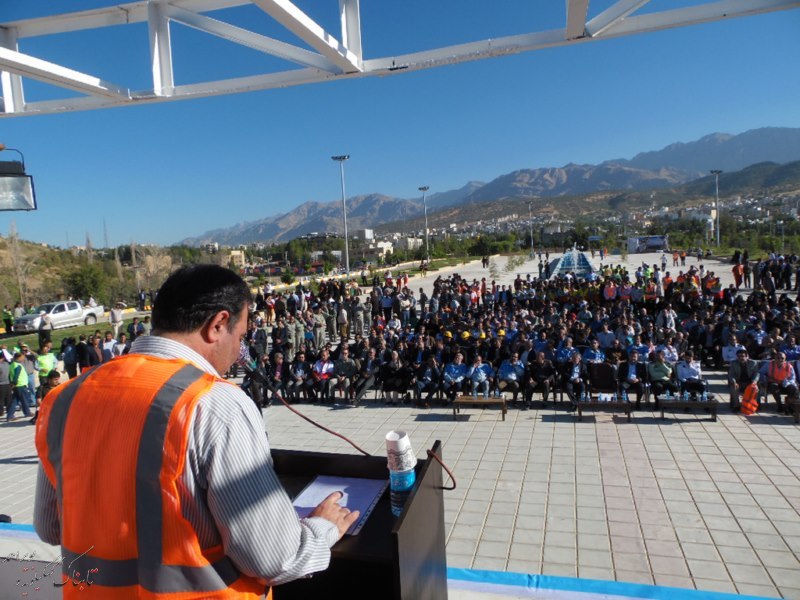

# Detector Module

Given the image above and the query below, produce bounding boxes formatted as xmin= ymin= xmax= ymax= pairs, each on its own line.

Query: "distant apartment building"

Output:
xmin=204 ymin=242 xmax=219 ymax=254
xmin=394 ymin=237 xmax=423 ymax=252
xmin=229 ymin=249 xmax=246 ymax=268
xmin=358 ymin=229 xmax=374 ymax=241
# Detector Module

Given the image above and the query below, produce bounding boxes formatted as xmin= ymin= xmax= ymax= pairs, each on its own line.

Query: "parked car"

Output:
xmin=13 ymin=300 xmax=106 ymax=332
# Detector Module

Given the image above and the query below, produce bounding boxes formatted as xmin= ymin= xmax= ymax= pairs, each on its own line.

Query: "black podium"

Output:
xmin=272 ymin=441 xmax=448 ymax=600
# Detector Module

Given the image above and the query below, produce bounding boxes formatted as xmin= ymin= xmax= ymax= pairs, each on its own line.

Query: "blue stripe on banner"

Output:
xmin=0 ymin=524 xmax=36 ymax=532
xmin=446 ymin=568 xmax=777 ymax=600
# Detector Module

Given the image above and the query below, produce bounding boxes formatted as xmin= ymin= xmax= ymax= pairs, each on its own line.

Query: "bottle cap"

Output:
xmin=386 ymin=430 xmax=415 ymax=472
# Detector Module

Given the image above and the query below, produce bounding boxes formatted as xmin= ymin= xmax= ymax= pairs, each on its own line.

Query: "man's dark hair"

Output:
xmin=152 ymin=265 xmax=252 ymax=334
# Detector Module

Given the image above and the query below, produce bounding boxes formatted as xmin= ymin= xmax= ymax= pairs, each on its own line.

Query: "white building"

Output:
xmin=394 ymin=237 xmax=423 ymax=252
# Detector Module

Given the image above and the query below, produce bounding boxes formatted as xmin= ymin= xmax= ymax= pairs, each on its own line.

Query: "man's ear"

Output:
xmin=201 ymin=310 xmax=231 ymax=343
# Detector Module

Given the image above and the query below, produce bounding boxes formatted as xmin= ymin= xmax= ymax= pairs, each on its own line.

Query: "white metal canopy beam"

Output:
xmin=0 ymin=46 xmax=129 ymax=99
xmin=148 ymin=2 xmax=174 ymax=96
xmin=1 ymin=0 xmax=797 ymax=117
xmin=0 ymin=28 xmax=25 ymax=113
xmin=565 ymin=0 xmax=591 ymax=39
xmin=250 ymin=0 xmax=362 ymax=72
xmin=167 ymin=6 xmax=338 ymax=71
xmin=339 ymin=0 xmax=362 ymax=62
xmin=586 ymin=0 xmax=652 ymax=38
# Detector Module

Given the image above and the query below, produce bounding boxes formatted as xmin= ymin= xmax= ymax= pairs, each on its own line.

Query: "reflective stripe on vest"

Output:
xmin=36 ymin=356 xmax=265 ymax=598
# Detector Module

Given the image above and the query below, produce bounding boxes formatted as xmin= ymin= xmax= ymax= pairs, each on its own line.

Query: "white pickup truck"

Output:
xmin=13 ymin=300 xmax=106 ymax=332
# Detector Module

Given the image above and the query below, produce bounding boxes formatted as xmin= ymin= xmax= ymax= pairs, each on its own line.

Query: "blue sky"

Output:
xmin=1 ymin=1 xmax=799 ymax=247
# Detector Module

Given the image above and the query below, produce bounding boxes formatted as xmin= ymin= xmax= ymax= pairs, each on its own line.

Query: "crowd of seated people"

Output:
xmin=241 ymin=252 xmax=800 ymax=413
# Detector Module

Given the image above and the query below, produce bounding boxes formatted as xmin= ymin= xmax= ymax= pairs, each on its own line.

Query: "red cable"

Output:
xmin=271 ymin=391 xmax=457 ymax=490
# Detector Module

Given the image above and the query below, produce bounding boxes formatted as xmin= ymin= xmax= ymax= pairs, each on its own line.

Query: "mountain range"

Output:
xmin=179 ymin=127 xmax=800 ymax=246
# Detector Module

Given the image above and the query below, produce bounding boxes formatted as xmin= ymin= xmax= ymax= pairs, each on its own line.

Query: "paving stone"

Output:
xmin=541 ymin=562 xmax=577 ymax=577
xmin=693 ymin=578 xmax=739 ymax=593
xmin=650 ymin=555 xmax=690 ymax=576
xmin=680 ymin=542 xmax=721 ymax=561
xmin=652 ymin=574 xmax=695 ymax=589
xmin=727 ymin=563 xmax=775 ymax=586
xmin=615 ymin=569 xmax=654 ymax=585
xmin=686 ymin=558 xmax=734 ymax=583
xmin=734 ymin=583 xmax=781 ymax=598
xmin=471 ymin=556 xmax=507 ymax=571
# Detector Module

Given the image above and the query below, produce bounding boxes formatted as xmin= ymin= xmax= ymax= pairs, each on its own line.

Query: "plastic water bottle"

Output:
xmin=386 ymin=430 xmax=416 ymax=518
xmin=622 ymin=390 xmax=628 ymax=403
xmin=683 ymin=391 xmax=689 ymax=402
xmin=389 ymin=468 xmax=416 ymax=517
xmin=701 ymin=391 xmax=708 ymax=402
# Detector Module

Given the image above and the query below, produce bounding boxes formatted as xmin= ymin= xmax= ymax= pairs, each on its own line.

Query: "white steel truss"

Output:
xmin=0 ymin=0 xmax=797 ymax=117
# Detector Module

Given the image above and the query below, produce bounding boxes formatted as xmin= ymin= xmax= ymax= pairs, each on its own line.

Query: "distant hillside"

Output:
xmin=180 ymin=193 xmax=422 ymax=246
xmin=379 ymin=160 xmax=800 ymax=232
xmin=464 ymin=163 xmax=691 ymax=201
xmin=617 ymin=127 xmax=800 ymax=173
xmin=680 ymin=160 xmax=800 ymax=196
xmin=179 ymin=126 xmax=800 ymax=246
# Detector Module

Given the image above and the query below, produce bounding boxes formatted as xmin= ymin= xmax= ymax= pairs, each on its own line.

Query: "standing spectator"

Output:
xmin=127 ymin=317 xmax=145 ymax=342
xmin=0 ymin=347 xmax=11 ymax=418
xmin=37 ymin=311 xmax=53 ymax=349
xmin=61 ymin=337 xmax=79 ymax=379
xmin=109 ymin=302 xmax=124 ymax=339
xmin=140 ymin=316 xmax=152 ymax=336
xmin=2 ymin=305 xmax=13 ymax=335
xmin=113 ymin=333 xmax=130 ymax=358
xmin=8 ymin=352 xmax=33 ymax=421
xmin=76 ymin=335 xmax=91 ymax=373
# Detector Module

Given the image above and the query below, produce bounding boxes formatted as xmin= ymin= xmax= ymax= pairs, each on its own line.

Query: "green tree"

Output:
xmin=64 ymin=264 xmax=108 ymax=304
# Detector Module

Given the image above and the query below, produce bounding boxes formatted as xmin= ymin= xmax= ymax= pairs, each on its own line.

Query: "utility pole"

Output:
xmin=711 ymin=170 xmax=723 ymax=247
xmin=332 ymin=155 xmax=350 ymax=275
xmin=419 ymin=186 xmax=430 ymax=263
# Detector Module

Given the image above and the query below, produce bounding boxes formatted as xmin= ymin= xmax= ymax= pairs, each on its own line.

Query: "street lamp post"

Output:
xmin=528 ymin=202 xmax=534 ymax=258
xmin=332 ymin=155 xmax=350 ymax=275
xmin=711 ymin=169 xmax=723 ymax=247
xmin=778 ymin=220 xmax=785 ymax=253
xmin=419 ymin=186 xmax=430 ymax=263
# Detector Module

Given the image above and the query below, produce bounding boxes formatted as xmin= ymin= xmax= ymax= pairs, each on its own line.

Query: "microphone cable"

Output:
xmin=239 ymin=355 xmax=456 ymax=489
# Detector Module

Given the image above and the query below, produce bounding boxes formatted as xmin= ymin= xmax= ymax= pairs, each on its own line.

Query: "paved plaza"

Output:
xmin=2 ymin=251 xmax=800 ymax=598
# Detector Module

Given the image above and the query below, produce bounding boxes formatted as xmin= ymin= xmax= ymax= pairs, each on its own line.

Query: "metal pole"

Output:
xmin=711 ymin=170 xmax=722 ymax=247
xmin=332 ymin=155 xmax=350 ymax=274
xmin=419 ymin=186 xmax=430 ymax=263
xmin=529 ymin=202 xmax=534 ymax=258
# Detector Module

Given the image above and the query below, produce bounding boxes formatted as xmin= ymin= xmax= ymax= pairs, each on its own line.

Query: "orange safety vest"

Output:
xmin=768 ymin=361 xmax=793 ymax=383
xmin=741 ymin=382 xmax=759 ymax=415
xmin=35 ymin=355 xmax=267 ymax=599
